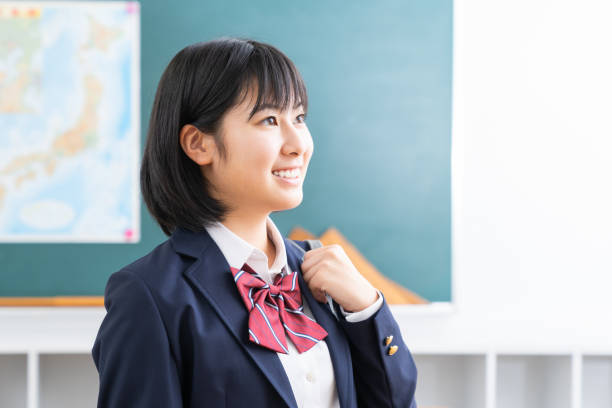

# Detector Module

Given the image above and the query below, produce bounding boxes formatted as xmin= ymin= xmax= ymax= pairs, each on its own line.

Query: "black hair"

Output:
xmin=140 ymin=38 xmax=308 ymax=236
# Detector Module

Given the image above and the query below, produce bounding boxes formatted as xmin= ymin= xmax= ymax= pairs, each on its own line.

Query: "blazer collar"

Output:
xmin=170 ymin=227 xmax=353 ymax=408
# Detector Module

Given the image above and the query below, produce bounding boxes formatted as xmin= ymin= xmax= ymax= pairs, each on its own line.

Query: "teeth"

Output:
xmin=272 ymin=168 xmax=300 ymax=178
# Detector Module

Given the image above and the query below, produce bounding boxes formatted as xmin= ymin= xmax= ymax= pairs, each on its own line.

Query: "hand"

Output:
xmin=300 ymin=244 xmax=379 ymax=313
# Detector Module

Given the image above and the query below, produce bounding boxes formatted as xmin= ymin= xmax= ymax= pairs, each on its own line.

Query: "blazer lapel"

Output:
xmin=171 ymin=227 xmax=298 ymax=408
xmin=284 ymin=238 xmax=354 ymax=408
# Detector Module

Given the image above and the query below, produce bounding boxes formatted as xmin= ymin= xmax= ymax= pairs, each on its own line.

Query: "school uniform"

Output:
xmin=92 ymin=216 xmax=417 ymax=407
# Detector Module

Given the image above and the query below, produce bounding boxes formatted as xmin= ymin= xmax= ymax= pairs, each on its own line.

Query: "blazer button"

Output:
xmin=384 ymin=335 xmax=393 ymax=346
xmin=388 ymin=345 xmax=398 ymax=356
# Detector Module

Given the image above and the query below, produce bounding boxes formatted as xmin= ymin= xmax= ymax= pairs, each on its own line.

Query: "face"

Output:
xmin=202 ymin=91 xmax=313 ymax=218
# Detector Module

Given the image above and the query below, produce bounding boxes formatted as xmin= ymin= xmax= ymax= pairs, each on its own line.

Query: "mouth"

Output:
xmin=271 ymin=167 xmax=301 ymax=179
xmin=271 ymin=167 xmax=301 ymax=185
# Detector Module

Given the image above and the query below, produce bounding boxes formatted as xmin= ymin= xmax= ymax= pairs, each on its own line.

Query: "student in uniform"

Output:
xmin=92 ymin=37 xmax=417 ymax=408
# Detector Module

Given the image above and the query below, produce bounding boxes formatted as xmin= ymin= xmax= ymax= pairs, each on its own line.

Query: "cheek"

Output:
xmin=239 ymin=143 xmax=277 ymax=180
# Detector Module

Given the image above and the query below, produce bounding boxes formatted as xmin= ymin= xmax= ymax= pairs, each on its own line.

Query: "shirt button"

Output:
xmin=306 ymin=372 xmax=315 ymax=383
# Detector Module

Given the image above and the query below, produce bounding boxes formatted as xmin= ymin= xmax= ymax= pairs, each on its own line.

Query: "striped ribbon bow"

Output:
xmin=230 ymin=263 xmax=328 ymax=354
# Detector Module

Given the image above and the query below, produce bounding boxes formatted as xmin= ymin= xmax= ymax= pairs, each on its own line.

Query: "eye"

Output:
xmin=295 ymin=113 xmax=306 ymax=124
xmin=261 ymin=116 xmax=278 ymax=126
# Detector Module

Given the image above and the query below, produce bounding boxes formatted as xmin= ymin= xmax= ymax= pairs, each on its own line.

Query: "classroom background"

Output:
xmin=1 ymin=0 xmax=611 ymax=407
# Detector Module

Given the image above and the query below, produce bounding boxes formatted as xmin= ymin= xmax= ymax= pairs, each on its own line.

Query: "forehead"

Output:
xmin=229 ymin=79 xmax=305 ymax=120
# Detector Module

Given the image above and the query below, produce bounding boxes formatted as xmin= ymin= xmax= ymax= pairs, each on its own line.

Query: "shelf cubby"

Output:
xmin=39 ymin=353 xmax=99 ymax=408
xmin=0 ymin=353 xmax=27 ymax=408
xmin=412 ymin=353 xmax=487 ymax=408
xmin=581 ymin=355 xmax=612 ymax=408
xmin=496 ymin=354 xmax=572 ymax=408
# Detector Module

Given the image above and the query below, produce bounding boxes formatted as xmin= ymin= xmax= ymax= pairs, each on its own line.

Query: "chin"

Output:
xmin=274 ymin=194 xmax=303 ymax=211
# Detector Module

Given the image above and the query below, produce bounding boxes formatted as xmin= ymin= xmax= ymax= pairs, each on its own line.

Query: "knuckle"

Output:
xmin=330 ymin=245 xmax=343 ymax=257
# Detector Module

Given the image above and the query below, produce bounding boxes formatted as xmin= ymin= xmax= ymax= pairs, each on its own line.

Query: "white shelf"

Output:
xmin=39 ymin=354 xmax=98 ymax=408
xmin=496 ymin=354 xmax=572 ymax=408
xmin=1 ymin=309 xmax=612 ymax=407
xmin=0 ymin=354 xmax=27 ymax=408
xmin=582 ymin=355 xmax=612 ymax=408
xmin=413 ymin=353 xmax=486 ymax=408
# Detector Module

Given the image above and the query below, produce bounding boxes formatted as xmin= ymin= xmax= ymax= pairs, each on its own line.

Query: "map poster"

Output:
xmin=0 ymin=2 xmax=140 ymax=243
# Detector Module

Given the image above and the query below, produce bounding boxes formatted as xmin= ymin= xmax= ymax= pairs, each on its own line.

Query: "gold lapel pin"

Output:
xmin=384 ymin=335 xmax=393 ymax=346
xmin=388 ymin=345 xmax=398 ymax=356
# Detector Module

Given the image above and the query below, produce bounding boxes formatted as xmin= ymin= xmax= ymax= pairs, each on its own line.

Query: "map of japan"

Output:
xmin=0 ymin=2 xmax=140 ymax=242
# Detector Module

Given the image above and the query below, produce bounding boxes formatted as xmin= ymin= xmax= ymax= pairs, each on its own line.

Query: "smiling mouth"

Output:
xmin=271 ymin=168 xmax=301 ymax=179
xmin=271 ymin=169 xmax=301 ymax=186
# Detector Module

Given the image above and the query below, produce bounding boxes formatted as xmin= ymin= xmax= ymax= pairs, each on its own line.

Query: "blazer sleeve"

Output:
xmin=91 ymin=268 xmax=183 ymax=408
xmin=337 ymin=295 xmax=418 ymax=408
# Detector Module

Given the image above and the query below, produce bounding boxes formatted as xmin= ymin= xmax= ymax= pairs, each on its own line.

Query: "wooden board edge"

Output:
xmin=0 ymin=297 xmax=104 ymax=307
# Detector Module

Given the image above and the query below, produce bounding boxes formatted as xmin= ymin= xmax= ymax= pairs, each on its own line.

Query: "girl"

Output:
xmin=92 ymin=37 xmax=417 ymax=408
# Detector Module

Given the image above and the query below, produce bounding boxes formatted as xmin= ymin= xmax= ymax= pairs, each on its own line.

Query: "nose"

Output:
xmin=280 ymin=117 xmax=309 ymax=156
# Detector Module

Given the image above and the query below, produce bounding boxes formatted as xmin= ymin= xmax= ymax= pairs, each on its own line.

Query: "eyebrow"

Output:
xmin=248 ymin=101 xmax=305 ymax=120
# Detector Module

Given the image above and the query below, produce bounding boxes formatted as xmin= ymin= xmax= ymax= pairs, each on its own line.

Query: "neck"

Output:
xmin=221 ymin=212 xmax=276 ymax=268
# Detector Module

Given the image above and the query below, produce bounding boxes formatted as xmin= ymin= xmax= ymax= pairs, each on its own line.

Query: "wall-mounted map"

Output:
xmin=0 ymin=2 xmax=139 ymax=242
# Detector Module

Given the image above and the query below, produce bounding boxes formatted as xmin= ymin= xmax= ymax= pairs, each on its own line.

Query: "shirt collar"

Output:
xmin=204 ymin=215 xmax=288 ymax=284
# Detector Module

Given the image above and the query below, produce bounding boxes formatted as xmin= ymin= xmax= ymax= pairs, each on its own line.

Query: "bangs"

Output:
xmin=238 ymin=42 xmax=308 ymax=119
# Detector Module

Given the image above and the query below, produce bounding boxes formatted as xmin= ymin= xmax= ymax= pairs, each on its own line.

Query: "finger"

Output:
xmin=301 ymin=246 xmax=327 ymax=270
xmin=305 ymin=271 xmax=327 ymax=302
xmin=302 ymin=252 xmax=334 ymax=278
xmin=313 ymin=289 xmax=326 ymax=303
xmin=304 ymin=270 xmax=328 ymax=303
xmin=302 ymin=262 xmax=322 ymax=284
xmin=307 ymin=266 xmax=328 ymax=296
xmin=302 ymin=260 xmax=331 ymax=285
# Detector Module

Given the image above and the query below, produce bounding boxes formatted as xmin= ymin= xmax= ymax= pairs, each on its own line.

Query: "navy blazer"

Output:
xmin=92 ymin=226 xmax=417 ymax=407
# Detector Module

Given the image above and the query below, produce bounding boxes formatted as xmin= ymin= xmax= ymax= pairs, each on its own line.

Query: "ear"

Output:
xmin=179 ymin=124 xmax=215 ymax=166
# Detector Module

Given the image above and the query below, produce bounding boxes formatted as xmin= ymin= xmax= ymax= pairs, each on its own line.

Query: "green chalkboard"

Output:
xmin=0 ymin=0 xmax=452 ymax=302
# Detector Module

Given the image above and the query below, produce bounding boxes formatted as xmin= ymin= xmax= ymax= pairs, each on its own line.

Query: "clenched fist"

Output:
xmin=300 ymin=244 xmax=379 ymax=313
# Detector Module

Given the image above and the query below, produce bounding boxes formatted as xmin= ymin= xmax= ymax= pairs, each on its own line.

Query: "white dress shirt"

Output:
xmin=204 ymin=216 xmax=382 ymax=408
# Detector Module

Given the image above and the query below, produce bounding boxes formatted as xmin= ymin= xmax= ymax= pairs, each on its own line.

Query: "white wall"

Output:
xmin=398 ymin=0 xmax=612 ymax=352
